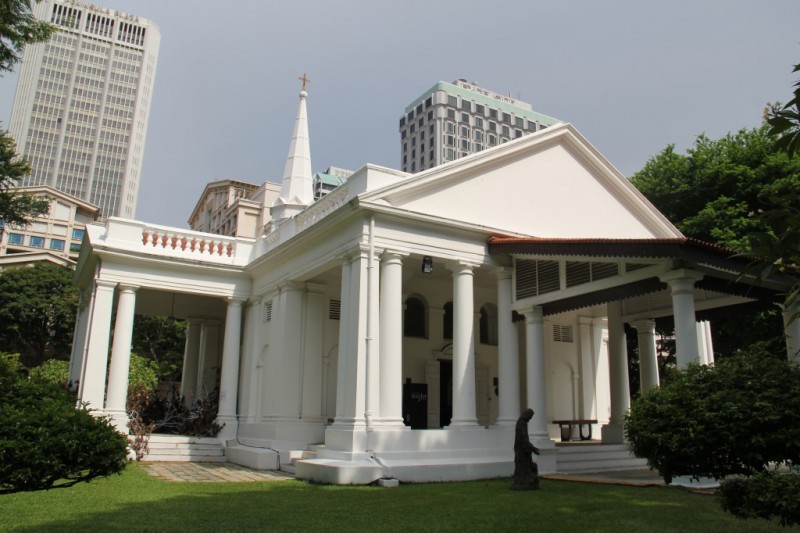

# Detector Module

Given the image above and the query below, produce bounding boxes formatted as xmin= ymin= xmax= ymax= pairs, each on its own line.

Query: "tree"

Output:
xmin=624 ymin=350 xmax=800 ymax=485
xmin=131 ymin=315 xmax=187 ymax=381
xmin=630 ymin=126 xmax=800 ymax=357
xmin=0 ymin=263 xmax=79 ymax=366
xmin=0 ymin=129 xmax=49 ymax=225
xmin=0 ymin=353 xmax=128 ymax=494
xmin=0 ymin=0 xmax=55 ymax=75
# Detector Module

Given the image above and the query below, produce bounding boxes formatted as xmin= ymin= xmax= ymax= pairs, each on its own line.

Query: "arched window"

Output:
xmin=404 ymin=296 xmax=427 ymax=338
xmin=443 ymin=301 xmax=453 ymax=340
xmin=479 ymin=303 xmax=498 ymax=346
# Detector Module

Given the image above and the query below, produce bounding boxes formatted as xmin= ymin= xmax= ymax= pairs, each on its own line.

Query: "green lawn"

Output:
xmin=0 ymin=463 xmax=789 ymax=532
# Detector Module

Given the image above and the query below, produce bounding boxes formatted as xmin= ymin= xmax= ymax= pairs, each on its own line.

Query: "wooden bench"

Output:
xmin=552 ymin=419 xmax=597 ymax=442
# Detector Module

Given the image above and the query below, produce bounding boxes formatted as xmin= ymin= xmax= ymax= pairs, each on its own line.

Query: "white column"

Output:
xmin=577 ymin=317 xmax=596 ymax=420
xmin=181 ymin=319 xmax=200 ymax=405
xmin=630 ymin=319 xmax=659 ymax=392
xmin=379 ymin=251 xmax=406 ymax=426
xmin=365 ymin=243 xmax=380 ymax=429
xmin=196 ymin=322 xmax=210 ymax=396
xmin=217 ymin=297 xmax=244 ymax=442
xmin=300 ymin=284 xmax=325 ymax=421
xmin=660 ymin=269 xmax=703 ymax=369
xmin=495 ymin=268 xmax=520 ymax=426
xmin=79 ymin=280 xmax=116 ymax=409
xmin=523 ymin=306 xmax=549 ymax=440
xmin=334 ymin=255 xmax=351 ymax=422
xmin=696 ymin=320 xmax=715 ymax=365
xmin=784 ymin=301 xmax=800 ymax=363
xmin=333 ymin=250 xmax=368 ymax=428
xmin=105 ymin=284 xmax=138 ymax=430
xmin=601 ymin=301 xmax=630 ymax=444
xmin=68 ymin=289 xmax=91 ymax=389
xmin=448 ymin=261 xmax=478 ymax=427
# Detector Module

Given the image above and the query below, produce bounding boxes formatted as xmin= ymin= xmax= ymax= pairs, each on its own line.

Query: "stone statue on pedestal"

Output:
xmin=511 ymin=408 xmax=540 ymax=490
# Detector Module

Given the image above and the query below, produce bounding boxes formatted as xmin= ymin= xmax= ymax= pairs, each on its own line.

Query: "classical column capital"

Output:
xmin=380 ymin=248 xmax=410 ymax=262
xmin=659 ymin=268 xmax=704 ymax=289
xmin=117 ymin=284 xmax=139 ymax=293
xmin=225 ymin=296 xmax=246 ymax=306
xmin=95 ymin=279 xmax=117 ymax=291
xmin=629 ymin=319 xmax=656 ymax=332
xmin=446 ymin=260 xmax=480 ymax=274
xmin=520 ymin=305 xmax=544 ymax=324
xmin=493 ymin=266 xmax=513 ymax=280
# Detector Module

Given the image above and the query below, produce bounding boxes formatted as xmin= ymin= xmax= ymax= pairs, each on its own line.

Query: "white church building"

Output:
xmin=68 ymin=86 xmax=800 ymax=484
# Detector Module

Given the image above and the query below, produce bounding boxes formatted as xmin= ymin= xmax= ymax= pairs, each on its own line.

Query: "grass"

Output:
xmin=0 ymin=463 xmax=789 ymax=532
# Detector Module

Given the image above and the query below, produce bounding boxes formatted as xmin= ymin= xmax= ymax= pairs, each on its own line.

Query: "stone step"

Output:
xmin=556 ymin=444 xmax=648 ymax=473
xmin=138 ymin=434 xmax=226 ymax=463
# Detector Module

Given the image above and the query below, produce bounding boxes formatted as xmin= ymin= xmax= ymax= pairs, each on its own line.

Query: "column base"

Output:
xmin=601 ymin=423 xmax=626 ymax=444
xmin=216 ymin=416 xmax=239 ymax=444
xmin=377 ymin=417 xmax=408 ymax=428
xmin=448 ymin=417 xmax=480 ymax=428
xmin=105 ymin=409 xmax=130 ymax=434
xmin=493 ymin=418 xmax=518 ymax=427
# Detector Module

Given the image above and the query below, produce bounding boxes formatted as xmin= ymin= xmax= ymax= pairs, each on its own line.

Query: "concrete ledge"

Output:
xmin=226 ymin=445 xmax=280 ymax=471
xmin=295 ymin=458 xmax=384 ymax=485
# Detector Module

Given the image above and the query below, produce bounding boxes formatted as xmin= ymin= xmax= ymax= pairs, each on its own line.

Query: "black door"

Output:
xmin=439 ymin=360 xmax=452 ymax=427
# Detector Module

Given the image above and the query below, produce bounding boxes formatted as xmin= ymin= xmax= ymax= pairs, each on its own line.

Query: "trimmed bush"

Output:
xmin=0 ymin=353 xmax=128 ymax=494
xmin=624 ymin=352 xmax=800 ymax=484
xmin=719 ymin=472 xmax=800 ymax=527
xmin=28 ymin=358 xmax=69 ymax=386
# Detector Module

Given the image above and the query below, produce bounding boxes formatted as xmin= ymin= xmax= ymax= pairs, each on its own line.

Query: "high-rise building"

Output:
xmin=399 ymin=79 xmax=561 ymax=173
xmin=8 ymin=0 xmax=160 ymax=220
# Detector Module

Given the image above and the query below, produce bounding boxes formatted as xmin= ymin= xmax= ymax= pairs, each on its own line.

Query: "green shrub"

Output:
xmin=624 ymin=352 xmax=800 ymax=484
xmin=28 ymin=358 xmax=69 ymax=386
xmin=719 ymin=472 xmax=800 ymax=527
xmin=0 ymin=352 xmax=128 ymax=494
xmin=128 ymin=353 xmax=159 ymax=392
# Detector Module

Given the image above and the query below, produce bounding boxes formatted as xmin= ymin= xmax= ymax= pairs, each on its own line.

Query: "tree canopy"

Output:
xmin=630 ymin=126 xmax=800 ymax=252
xmin=0 ymin=0 xmax=54 ymax=75
xmin=0 ymin=129 xmax=49 ymax=226
xmin=0 ymin=263 xmax=79 ymax=366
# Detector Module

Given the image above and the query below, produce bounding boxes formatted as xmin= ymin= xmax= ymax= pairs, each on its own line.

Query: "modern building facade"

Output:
xmin=400 ymin=79 xmax=561 ymax=173
xmin=69 ymin=85 xmax=799 ymax=484
xmin=8 ymin=0 xmax=160 ymax=220
xmin=0 ymin=185 xmax=99 ymax=268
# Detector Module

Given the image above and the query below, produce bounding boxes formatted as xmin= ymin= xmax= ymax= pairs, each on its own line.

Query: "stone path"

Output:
xmin=141 ymin=462 xmax=295 ymax=483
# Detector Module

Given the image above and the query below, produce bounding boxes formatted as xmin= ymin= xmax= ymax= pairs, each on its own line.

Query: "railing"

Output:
xmin=97 ymin=218 xmax=253 ymax=265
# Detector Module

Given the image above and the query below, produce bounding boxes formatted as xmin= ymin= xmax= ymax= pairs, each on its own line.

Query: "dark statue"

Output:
xmin=512 ymin=408 xmax=540 ymax=490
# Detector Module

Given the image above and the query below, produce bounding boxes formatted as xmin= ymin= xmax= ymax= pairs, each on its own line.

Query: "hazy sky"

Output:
xmin=1 ymin=1 xmax=798 ymax=228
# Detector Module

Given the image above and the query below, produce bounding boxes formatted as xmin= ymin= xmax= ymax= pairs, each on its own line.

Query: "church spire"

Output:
xmin=270 ymin=74 xmax=314 ymax=224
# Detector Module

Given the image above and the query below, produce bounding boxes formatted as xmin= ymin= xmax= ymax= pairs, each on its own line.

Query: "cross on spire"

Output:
xmin=299 ymin=73 xmax=310 ymax=92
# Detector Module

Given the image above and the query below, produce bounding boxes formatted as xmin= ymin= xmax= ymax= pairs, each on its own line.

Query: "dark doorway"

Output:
xmin=439 ymin=360 xmax=452 ymax=427
xmin=402 ymin=382 xmax=428 ymax=429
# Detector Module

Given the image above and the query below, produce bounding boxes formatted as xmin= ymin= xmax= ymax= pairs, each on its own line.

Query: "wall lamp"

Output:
xmin=421 ymin=256 xmax=433 ymax=274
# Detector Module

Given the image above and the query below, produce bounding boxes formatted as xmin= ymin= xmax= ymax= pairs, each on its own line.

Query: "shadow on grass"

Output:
xmin=1 ymin=466 xmax=785 ymax=532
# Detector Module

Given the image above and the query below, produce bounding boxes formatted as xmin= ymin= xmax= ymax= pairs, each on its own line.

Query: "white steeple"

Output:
xmin=270 ymin=74 xmax=314 ymax=224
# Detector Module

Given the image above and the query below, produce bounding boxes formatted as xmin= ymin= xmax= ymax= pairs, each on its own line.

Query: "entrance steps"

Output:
xmin=555 ymin=443 xmax=648 ymax=473
xmin=139 ymin=435 xmax=226 ymax=463
xmin=283 ymin=443 xmax=324 ymax=474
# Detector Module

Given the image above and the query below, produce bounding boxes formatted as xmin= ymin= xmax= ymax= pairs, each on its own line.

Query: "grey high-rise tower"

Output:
xmin=400 ymin=79 xmax=561 ymax=173
xmin=8 ymin=0 xmax=160 ymax=220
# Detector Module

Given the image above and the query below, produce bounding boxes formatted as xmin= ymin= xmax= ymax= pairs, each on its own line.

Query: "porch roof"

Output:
xmin=488 ymin=236 xmax=797 ymax=317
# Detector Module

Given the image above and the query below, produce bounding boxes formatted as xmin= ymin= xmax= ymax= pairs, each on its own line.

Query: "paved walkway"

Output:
xmin=141 ymin=462 xmax=295 ymax=483
xmin=141 ymin=461 xmax=666 ymax=486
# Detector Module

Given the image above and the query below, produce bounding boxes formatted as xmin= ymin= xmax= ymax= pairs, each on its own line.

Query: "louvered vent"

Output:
xmin=566 ymin=261 xmax=591 ymax=287
xmin=625 ymin=262 xmax=653 ymax=272
xmin=515 ymin=259 xmax=560 ymax=299
xmin=515 ymin=260 xmax=538 ymax=299
xmin=537 ymin=260 xmax=560 ymax=294
xmin=553 ymin=324 xmax=574 ymax=343
xmin=263 ymin=301 xmax=273 ymax=323
xmin=329 ymin=299 xmax=341 ymax=320
xmin=591 ymin=262 xmax=618 ymax=281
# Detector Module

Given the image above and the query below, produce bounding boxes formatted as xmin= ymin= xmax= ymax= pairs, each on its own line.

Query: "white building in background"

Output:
xmin=70 ymin=84 xmax=799 ymax=485
xmin=0 ymin=185 xmax=99 ymax=269
xmin=8 ymin=0 xmax=160 ymax=220
xmin=400 ymin=79 xmax=561 ymax=173
xmin=188 ymin=180 xmax=281 ymax=239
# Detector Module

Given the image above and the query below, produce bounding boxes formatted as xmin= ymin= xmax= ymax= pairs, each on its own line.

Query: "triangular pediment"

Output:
xmin=362 ymin=124 xmax=681 ymax=239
